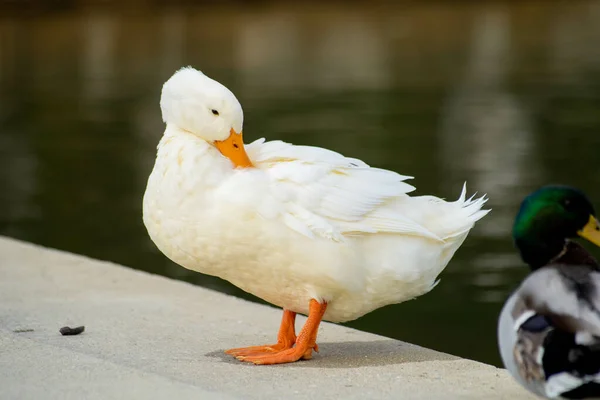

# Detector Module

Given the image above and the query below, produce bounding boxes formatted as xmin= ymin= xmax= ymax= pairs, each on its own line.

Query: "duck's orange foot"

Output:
xmin=224 ymin=342 xmax=293 ymax=358
xmin=236 ymin=344 xmax=318 ymax=365
xmin=232 ymin=299 xmax=327 ymax=366
xmin=225 ymin=309 xmax=297 ymax=358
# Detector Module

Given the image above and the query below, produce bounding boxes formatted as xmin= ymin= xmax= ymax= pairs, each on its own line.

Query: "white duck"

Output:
xmin=143 ymin=67 xmax=490 ymax=365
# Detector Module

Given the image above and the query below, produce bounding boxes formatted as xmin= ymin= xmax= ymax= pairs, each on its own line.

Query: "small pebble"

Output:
xmin=59 ymin=326 xmax=85 ymax=336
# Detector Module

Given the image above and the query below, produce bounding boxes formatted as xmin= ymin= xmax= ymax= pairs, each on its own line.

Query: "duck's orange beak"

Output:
xmin=215 ymin=128 xmax=253 ymax=168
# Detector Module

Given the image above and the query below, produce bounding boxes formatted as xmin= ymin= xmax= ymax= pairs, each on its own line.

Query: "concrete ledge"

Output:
xmin=0 ymin=236 xmax=535 ymax=399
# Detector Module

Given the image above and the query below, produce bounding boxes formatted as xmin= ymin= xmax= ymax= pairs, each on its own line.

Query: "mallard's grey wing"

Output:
xmin=519 ymin=265 xmax=600 ymax=339
xmin=499 ymin=265 xmax=600 ymax=399
xmin=498 ymin=291 xmax=550 ymax=398
xmin=498 ymin=289 xmax=600 ymax=399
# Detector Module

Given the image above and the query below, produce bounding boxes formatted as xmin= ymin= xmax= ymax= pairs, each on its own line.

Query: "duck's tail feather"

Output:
xmin=419 ymin=182 xmax=490 ymax=241
xmin=446 ymin=183 xmax=490 ymax=238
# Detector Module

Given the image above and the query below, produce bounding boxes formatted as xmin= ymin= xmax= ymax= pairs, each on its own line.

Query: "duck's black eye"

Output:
xmin=563 ymin=198 xmax=574 ymax=210
xmin=211 ymin=109 xmax=219 ymax=116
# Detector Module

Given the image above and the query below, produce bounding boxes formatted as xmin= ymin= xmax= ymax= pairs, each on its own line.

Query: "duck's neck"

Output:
xmin=515 ymin=237 xmax=564 ymax=270
xmin=516 ymin=238 xmax=599 ymax=270
xmin=157 ymin=127 xmax=235 ymax=178
xmin=553 ymin=241 xmax=599 ymax=269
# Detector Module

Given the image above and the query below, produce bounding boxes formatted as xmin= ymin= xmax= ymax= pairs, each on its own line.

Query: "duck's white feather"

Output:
xmin=246 ymin=138 xmax=433 ymax=242
xmin=246 ymin=138 xmax=488 ymax=243
xmin=498 ymin=265 xmax=600 ymax=399
xmin=144 ymin=129 xmax=488 ymax=322
xmin=143 ymin=67 xmax=489 ymax=323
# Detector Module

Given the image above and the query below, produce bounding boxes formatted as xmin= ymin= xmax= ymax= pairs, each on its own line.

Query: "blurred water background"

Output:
xmin=2 ymin=0 xmax=600 ymax=366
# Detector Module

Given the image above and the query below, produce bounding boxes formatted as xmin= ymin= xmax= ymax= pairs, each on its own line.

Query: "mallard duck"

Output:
xmin=498 ymin=186 xmax=600 ymax=398
xmin=143 ymin=67 xmax=489 ymax=365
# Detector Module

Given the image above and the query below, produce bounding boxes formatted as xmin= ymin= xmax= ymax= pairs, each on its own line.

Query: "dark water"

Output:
xmin=2 ymin=1 xmax=600 ymax=366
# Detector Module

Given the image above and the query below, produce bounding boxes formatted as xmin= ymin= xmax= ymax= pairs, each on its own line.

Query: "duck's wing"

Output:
xmin=246 ymin=138 xmax=487 ymax=242
xmin=502 ymin=266 xmax=600 ymax=398
xmin=498 ymin=292 xmax=553 ymax=398
xmin=519 ymin=264 xmax=600 ymax=339
xmin=246 ymin=138 xmax=425 ymax=241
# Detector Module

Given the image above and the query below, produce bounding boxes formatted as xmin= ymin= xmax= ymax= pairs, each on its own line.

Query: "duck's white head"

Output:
xmin=160 ymin=67 xmax=252 ymax=168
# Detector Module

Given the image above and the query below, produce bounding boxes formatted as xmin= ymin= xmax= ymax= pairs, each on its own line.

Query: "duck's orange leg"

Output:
xmin=236 ymin=299 xmax=327 ymax=365
xmin=225 ymin=310 xmax=297 ymax=357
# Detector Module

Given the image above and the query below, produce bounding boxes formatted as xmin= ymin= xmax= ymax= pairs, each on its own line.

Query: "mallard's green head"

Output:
xmin=513 ymin=185 xmax=600 ymax=269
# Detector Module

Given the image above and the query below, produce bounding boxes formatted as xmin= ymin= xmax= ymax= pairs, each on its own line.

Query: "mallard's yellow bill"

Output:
xmin=578 ymin=215 xmax=600 ymax=247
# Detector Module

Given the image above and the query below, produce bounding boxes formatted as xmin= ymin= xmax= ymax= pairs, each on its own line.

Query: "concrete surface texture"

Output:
xmin=0 ymin=236 xmax=535 ymax=400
